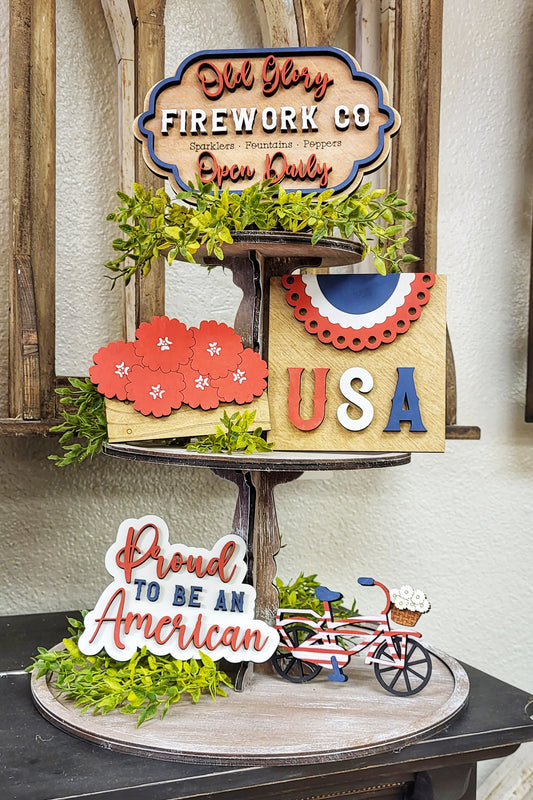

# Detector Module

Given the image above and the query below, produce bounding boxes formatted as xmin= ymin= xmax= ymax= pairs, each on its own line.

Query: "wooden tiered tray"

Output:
xmin=75 ymin=235 xmax=467 ymax=766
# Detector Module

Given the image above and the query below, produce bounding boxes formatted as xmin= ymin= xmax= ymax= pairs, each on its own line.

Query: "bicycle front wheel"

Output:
xmin=373 ymin=636 xmax=432 ymax=696
xmin=271 ymin=623 xmax=323 ymax=683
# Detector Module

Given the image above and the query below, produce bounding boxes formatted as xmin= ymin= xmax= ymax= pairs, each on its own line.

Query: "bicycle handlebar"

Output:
xmin=357 ymin=577 xmax=391 ymax=614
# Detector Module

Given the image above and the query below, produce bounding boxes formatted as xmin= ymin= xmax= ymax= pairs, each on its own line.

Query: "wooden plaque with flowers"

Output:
xmin=89 ymin=316 xmax=270 ymax=442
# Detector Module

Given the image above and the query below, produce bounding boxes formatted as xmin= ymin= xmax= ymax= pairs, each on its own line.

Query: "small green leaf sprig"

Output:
xmin=186 ymin=409 xmax=274 ymax=455
xmin=49 ymin=378 xmax=108 ymax=466
xmin=105 ymin=179 xmax=419 ymax=287
xmin=276 ymin=573 xmax=358 ymax=618
xmin=27 ymin=615 xmax=233 ymax=726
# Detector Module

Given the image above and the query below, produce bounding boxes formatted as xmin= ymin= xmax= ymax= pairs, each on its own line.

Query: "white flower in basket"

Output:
xmin=390 ymin=584 xmax=431 ymax=626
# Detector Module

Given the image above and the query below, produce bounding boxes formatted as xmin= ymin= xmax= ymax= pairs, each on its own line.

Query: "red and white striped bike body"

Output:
xmin=275 ymin=611 xmax=420 ymax=671
xmin=272 ymin=579 xmax=432 ymax=695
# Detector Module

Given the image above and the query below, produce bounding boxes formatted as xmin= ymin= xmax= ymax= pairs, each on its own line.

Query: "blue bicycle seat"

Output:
xmin=316 ymin=585 xmax=343 ymax=603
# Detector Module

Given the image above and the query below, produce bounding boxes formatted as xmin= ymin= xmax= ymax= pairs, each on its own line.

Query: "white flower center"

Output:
xmin=194 ymin=375 xmax=210 ymax=391
xmin=207 ymin=341 xmax=221 ymax=357
xmin=157 ymin=336 xmax=173 ymax=351
xmin=232 ymin=368 xmax=246 ymax=384
xmin=114 ymin=362 xmax=130 ymax=378
xmin=149 ymin=384 xmax=165 ymax=400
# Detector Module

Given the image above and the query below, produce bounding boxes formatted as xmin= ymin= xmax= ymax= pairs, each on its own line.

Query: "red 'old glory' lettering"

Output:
xmin=197 ymin=58 xmax=255 ymax=100
xmin=262 ymin=55 xmax=334 ymax=101
xmin=196 ymin=55 xmax=334 ymax=102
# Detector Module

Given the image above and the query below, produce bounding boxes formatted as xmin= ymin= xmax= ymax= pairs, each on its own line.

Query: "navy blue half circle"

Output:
xmin=315 ymin=274 xmax=401 ymax=314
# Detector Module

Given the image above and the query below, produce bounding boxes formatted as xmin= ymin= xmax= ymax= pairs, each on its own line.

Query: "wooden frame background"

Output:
xmin=4 ymin=0 xmax=478 ymax=438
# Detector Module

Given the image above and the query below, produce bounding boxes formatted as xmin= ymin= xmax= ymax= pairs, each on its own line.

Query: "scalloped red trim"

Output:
xmin=281 ymin=273 xmax=436 ymax=351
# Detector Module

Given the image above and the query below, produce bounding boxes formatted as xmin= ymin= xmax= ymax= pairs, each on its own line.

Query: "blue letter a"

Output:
xmin=384 ymin=367 xmax=427 ymax=432
xmin=214 ymin=590 xmax=227 ymax=611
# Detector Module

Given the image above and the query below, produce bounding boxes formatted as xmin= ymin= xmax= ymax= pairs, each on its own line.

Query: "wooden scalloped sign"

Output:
xmin=78 ymin=515 xmax=280 ymax=664
xmin=134 ymin=46 xmax=400 ymax=195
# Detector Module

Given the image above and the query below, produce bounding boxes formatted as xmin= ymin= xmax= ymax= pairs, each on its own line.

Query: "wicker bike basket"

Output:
xmin=390 ymin=605 xmax=421 ymax=627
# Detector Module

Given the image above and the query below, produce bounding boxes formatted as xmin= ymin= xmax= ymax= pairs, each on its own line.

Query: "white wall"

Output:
xmin=0 ymin=0 xmax=532 ymax=781
xmin=55 ymin=0 xmax=123 ymax=376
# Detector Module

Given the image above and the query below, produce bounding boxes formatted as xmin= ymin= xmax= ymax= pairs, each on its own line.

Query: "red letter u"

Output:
xmin=287 ymin=367 xmax=329 ymax=431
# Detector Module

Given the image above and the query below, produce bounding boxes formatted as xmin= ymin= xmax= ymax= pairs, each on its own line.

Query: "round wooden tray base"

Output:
xmin=32 ymin=644 xmax=469 ymax=766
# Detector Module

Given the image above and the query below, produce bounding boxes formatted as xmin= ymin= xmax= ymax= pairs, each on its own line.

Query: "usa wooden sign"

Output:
xmin=78 ymin=515 xmax=280 ymax=663
xmin=134 ymin=47 xmax=399 ymax=195
xmin=267 ymin=273 xmax=446 ymax=452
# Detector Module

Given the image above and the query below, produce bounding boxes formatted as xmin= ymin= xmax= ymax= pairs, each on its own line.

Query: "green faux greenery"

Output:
xmin=276 ymin=572 xmax=358 ymax=618
xmin=49 ymin=378 xmax=108 ymax=466
xmin=186 ymin=409 xmax=274 ymax=454
xmin=105 ymin=178 xmax=418 ymax=287
xmin=27 ymin=572 xmax=345 ymax=724
xmin=26 ymin=615 xmax=233 ymax=726
xmin=49 ymin=400 xmax=272 ymax=466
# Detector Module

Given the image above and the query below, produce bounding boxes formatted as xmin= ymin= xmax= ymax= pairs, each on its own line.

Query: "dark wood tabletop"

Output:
xmin=2 ymin=611 xmax=532 ymax=800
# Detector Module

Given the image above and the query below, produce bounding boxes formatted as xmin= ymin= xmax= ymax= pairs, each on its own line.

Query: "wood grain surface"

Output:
xmin=196 ymin=231 xmax=363 ymax=267
xmin=131 ymin=0 xmax=167 ymax=327
xmin=267 ymin=277 xmax=447 ymax=452
xmin=9 ymin=0 xmax=56 ymax=420
xmin=32 ymin=643 xmax=469 ymax=766
xmin=103 ymin=441 xmax=411 ymax=471
xmin=105 ymin=394 xmax=271 ymax=443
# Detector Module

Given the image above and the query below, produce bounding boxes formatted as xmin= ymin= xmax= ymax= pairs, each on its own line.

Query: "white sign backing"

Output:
xmin=79 ymin=515 xmax=280 ymax=663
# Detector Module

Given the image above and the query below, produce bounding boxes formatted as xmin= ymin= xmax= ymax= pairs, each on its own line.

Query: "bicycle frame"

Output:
xmin=274 ymin=579 xmax=422 ymax=675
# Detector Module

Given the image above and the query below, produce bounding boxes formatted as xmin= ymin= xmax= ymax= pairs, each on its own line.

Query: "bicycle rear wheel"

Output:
xmin=271 ymin=623 xmax=323 ymax=683
xmin=373 ymin=636 xmax=432 ymax=696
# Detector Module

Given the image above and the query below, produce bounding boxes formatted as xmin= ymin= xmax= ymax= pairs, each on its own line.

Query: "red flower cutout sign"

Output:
xmin=90 ymin=317 xmax=268 ymax=418
xmin=89 ymin=341 xmax=142 ymax=401
xmin=135 ymin=316 xmax=194 ymax=372
xmin=180 ymin=363 xmax=221 ymax=411
xmin=125 ymin=365 xmax=185 ymax=417
xmin=190 ymin=321 xmax=243 ymax=379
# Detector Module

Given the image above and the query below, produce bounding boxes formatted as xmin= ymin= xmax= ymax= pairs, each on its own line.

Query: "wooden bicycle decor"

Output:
xmin=272 ymin=578 xmax=433 ymax=696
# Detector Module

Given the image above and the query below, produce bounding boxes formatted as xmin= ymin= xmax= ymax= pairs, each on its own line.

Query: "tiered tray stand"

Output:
xmin=32 ymin=234 xmax=471 ymax=764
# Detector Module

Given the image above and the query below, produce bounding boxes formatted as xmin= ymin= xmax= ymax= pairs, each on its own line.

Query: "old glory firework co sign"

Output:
xmin=134 ymin=47 xmax=400 ymax=194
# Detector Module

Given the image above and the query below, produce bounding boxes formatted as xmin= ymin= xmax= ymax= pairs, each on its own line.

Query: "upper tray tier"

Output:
xmin=196 ymin=231 xmax=364 ymax=268
xmin=103 ymin=442 xmax=410 ymax=472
